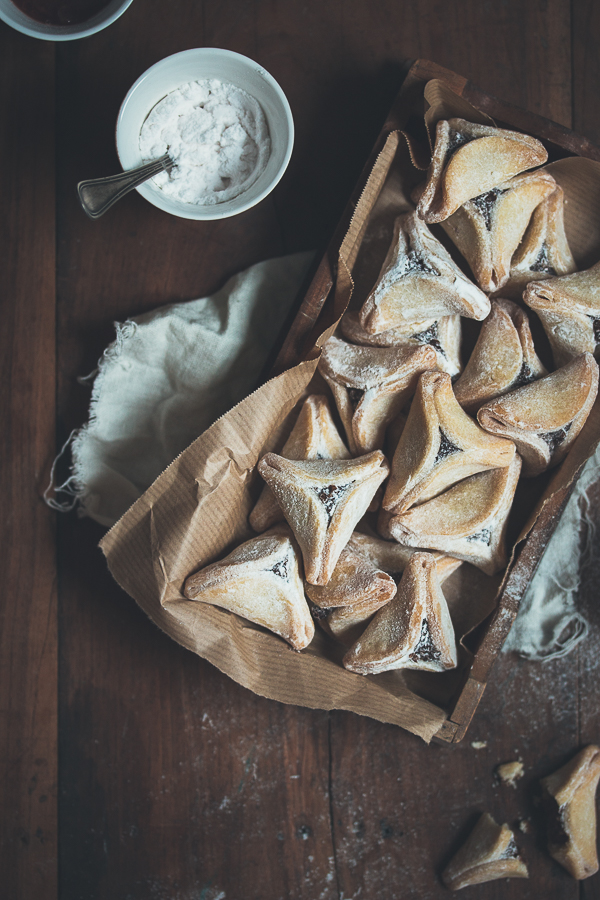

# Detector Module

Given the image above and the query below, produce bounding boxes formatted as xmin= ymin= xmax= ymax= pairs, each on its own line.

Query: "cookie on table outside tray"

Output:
xmin=540 ymin=744 xmax=600 ymax=880
xmin=442 ymin=812 xmax=528 ymax=890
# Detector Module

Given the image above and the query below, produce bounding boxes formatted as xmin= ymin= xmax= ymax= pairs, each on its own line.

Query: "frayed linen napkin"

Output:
xmin=48 ymin=250 xmax=596 ymax=661
xmin=50 ymin=252 xmax=313 ymax=527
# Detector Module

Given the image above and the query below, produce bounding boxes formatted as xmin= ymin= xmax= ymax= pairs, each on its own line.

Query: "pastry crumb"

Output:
xmin=518 ymin=818 xmax=531 ymax=834
xmin=496 ymin=761 xmax=524 ymax=787
xmin=471 ymin=740 xmax=488 ymax=750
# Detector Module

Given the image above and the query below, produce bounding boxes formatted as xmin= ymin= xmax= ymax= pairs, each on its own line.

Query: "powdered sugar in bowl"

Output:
xmin=116 ymin=48 xmax=294 ymax=220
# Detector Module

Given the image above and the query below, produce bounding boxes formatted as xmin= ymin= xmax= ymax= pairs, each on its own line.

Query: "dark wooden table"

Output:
xmin=3 ymin=2 xmax=600 ymax=898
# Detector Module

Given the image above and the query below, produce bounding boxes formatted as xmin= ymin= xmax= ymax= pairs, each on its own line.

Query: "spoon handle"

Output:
xmin=77 ymin=154 xmax=173 ymax=219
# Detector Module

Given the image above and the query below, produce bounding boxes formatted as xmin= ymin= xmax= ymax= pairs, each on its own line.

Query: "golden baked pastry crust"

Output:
xmin=501 ymin=184 xmax=576 ymax=298
xmin=257 ymin=451 xmax=389 ymax=585
xmin=385 ymin=454 xmax=522 ymax=575
xmin=442 ymin=812 xmax=528 ymax=890
xmin=453 ymin=299 xmax=547 ymax=414
xmin=358 ymin=212 xmax=490 ymax=335
xmin=340 ymin=310 xmax=462 ymax=377
xmin=342 ymin=552 xmax=457 ymax=674
xmin=347 ymin=532 xmax=461 ymax=582
xmin=524 ymin=261 xmax=600 ymax=367
xmin=325 ymin=596 xmax=391 ymax=646
xmin=383 ymin=370 xmax=516 ymax=514
xmin=305 ymin=542 xmax=396 ymax=610
xmin=306 ymin=541 xmax=397 ymax=646
xmin=250 ymin=394 xmax=350 ymax=533
xmin=183 ymin=526 xmax=314 ymax=651
xmin=316 ymin=534 xmax=462 ymax=646
xmin=540 ymin=744 xmax=600 ymax=880
xmin=477 ymin=353 xmax=599 ymax=477
xmin=417 ymin=117 xmax=548 ymax=223
xmin=318 ymin=335 xmax=437 ymax=454
xmin=439 ymin=170 xmax=557 ymax=293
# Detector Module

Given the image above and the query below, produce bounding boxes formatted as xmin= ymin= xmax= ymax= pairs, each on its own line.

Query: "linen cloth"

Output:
xmin=67 ymin=252 xmax=313 ymax=527
xmin=53 ymin=252 xmax=595 ymax=661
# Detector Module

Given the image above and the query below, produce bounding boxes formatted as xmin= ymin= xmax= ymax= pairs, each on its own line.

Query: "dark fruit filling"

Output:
xmin=530 ymin=244 xmax=557 ymax=275
xmin=470 ymin=188 xmax=507 ymax=230
xmin=411 ymin=321 xmax=445 ymax=356
xmin=271 ymin=557 xmax=289 ymax=579
xmin=409 ymin=618 xmax=442 ymax=663
xmin=314 ymin=484 xmax=350 ymax=522
xmin=308 ymin=601 xmax=332 ymax=621
xmin=542 ymin=793 xmax=570 ymax=847
xmin=539 ymin=423 xmax=572 ymax=453
xmin=347 ymin=388 xmax=364 ymax=411
xmin=589 ymin=315 xmax=600 ymax=345
xmin=513 ymin=362 xmax=535 ymax=389
xmin=501 ymin=837 xmax=521 ymax=860
xmin=404 ymin=250 xmax=439 ymax=277
xmin=466 ymin=528 xmax=492 ymax=546
xmin=434 ymin=429 xmax=461 ymax=465
xmin=446 ymin=129 xmax=471 ymax=155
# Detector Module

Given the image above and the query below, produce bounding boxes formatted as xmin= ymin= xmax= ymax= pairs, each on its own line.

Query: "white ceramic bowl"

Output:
xmin=116 ymin=48 xmax=294 ymax=221
xmin=0 ymin=0 xmax=133 ymax=40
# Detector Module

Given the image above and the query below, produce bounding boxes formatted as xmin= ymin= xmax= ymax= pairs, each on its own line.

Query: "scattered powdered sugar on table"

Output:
xmin=139 ymin=78 xmax=270 ymax=205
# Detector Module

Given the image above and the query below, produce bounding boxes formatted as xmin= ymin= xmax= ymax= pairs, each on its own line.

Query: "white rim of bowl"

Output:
xmin=115 ymin=47 xmax=295 ymax=221
xmin=0 ymin=0 xmax=134 ymax=41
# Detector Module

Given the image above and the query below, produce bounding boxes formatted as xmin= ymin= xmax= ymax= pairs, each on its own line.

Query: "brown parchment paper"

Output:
xmin=101 ymin=80 xmax=600 ymax=744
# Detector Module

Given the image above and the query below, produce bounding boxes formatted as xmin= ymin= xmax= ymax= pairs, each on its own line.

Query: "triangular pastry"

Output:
xmin=383 ymin=370 xmax=516 ymax=514
xmin=524 ymin=262 xmax=600 ymax=367
xmin=309 ymin=534 xmax=460 ymax=646
xmin=477 ymin=353 xmax=599 ymax=477
xmin=305 ymin=543 xmax=396 ymax=610
xmin=347 ymin=532 xmax=463 ymax=582
xmin=341 ymin=310 xmax=462 ymax=377
xmin=540 ymin=745 xmax=600 ymax=880
xmin=416 ymin=117 xmax=548 ymax=223
xmin=257 ymin=451 xmax=389 ymax=585
xmin=439 ymin=170 xmax=557 ymax=292
xmin=357 ymin=212 xmax=490 ymax=334
xmin=342 ymin=552 xmax=457 ymax=674
xmin=318 ymin=335 xmax=437 ymax=454
xmin=306 ymin=543 xmax=396 ymax=645
xmin=453 ymin=299 xmax=547 ymax=414
xmin=501 ymin=184 xmax=576 ymax=297
xmin=182 ymin=527 xmax=314 ymax=651
xmin=442 ymin=813 xmax=528 ymax=890
xmin=385 ymin=454 xmax=522 ymax=575
xmin=250 ymin=395 xmax=350 ymax=533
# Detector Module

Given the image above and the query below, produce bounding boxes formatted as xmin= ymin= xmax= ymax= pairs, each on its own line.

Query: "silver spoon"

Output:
xmin=77 ymin=153 xmax=174 ymax=219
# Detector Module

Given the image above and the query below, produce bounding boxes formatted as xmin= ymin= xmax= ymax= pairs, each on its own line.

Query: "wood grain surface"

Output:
xmin=2 ymin=2 xmax=600 ymax=899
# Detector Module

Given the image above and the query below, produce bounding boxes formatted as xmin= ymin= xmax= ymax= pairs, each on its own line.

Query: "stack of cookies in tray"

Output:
xmin=183 ymin=116 xmax=600 ymax=677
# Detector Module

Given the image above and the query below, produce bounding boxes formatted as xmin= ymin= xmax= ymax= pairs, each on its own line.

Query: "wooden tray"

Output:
xmin=267 ymin=59 xmax=600 ymax=744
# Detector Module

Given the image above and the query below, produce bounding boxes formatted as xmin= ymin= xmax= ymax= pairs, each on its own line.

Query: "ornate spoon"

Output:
xmin=77 ymin=154 xmax=173 ymax=219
